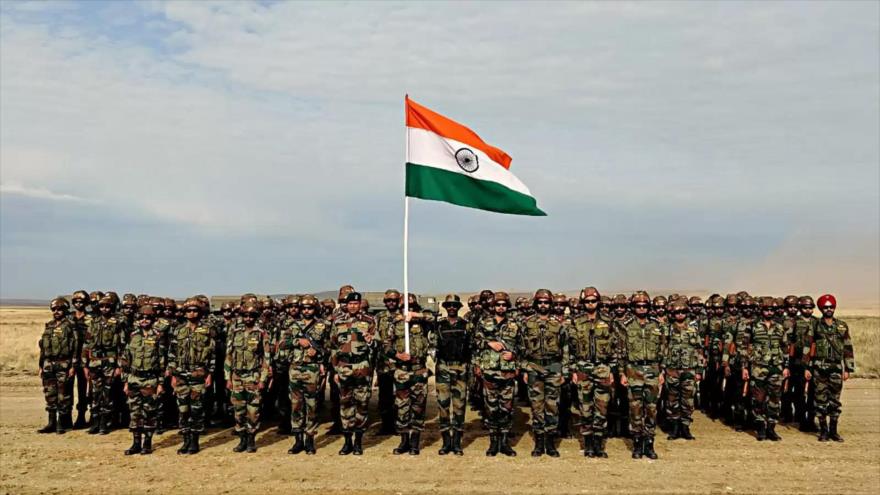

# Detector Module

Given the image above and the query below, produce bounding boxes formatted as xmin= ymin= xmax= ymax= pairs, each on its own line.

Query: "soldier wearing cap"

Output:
xmin=435 ymin=294 xmax=471 ymax=455
xmin=467 ymin=290 xmax=495 ymax=414
xmin=67 ymin=290 xmax=92 ymax=430
xmin=703 ymin=295 xmax=727 ymax=418
xmin=607 ymin=294 xmax=631 ymax=438
xmin=474 ymin=291 xmax=519 ymax=457
xmin=167 ymin=297 xmax=215 ymax=454
xmin=793 ymin=296 xmax=818 ymax=431
xmin=325 ymin=285 xmax=355 ymax=435
xmin=374 ymin=289 xmax=403 ymax=435
xmin=225 ymin=303 xmax=271 ymax=453
xmin=83 ymin=295 xmax=124 ymax=434
xmin=651 ymin=296 xmax=669 ymax=325
xmin=268 ymin=295 xmax=300 ymax=434
xmin=38 ymin=298 xmax=78 ymax=434
xmin=150 ymin=296 xmax=177 ymax=433
xmin=722 ymin=294 xmax=751 ymax=431
xmin=329 ymin=291 xmax=377 ymax=455
xmin=281 ymin=295 xmax=329 ymax=455
xmin=741 ymin=297 xmax=789 ymax=441
xmin=120 ymin=305 xmax=166 ymax=455
xmin=779 ymin=295 xmax=800 ymax=423
xmin=664 ymin=299 xmax=703 ymax=441
xmin=805 ymin=294 xmax=854 ymax=442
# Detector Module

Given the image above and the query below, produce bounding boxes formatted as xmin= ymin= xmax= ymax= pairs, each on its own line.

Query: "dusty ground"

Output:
xmin=1 ymin=373 xmax=878 ymax=495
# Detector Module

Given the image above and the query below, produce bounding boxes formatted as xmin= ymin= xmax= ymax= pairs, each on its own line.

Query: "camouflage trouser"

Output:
xmin=813 ymin=366 xmax=843 ymax=419
xmin=230 ymin=371 xmax=263 ymax=434
xmin=626 ymin=364 xmax=661 ymax=437
xmin=289 ymin=364 xmax=320 ymax=435
xmin=750 ymin=365 xmax=783 ymax=424
xmin=337 ymin=363 xmax=372 ymax=433
xmin=174 ymin=374 xmax=207 ymax=433
xmin=393 ymin=365 xmax=429 ymax=433
xmin=724 ymin=365 xmax=748 ymax=422
xmin=481 ymin=369 xmax=516 ymax=433
xmin=573 ymin=364 xmax=613 ymax=437
xmin=436 ymin=362 xmax=468 ymax=432
xmin=126 ymin=374 xmax=160 ymax=431
xmin=88 ymin=362 xmax=117 ymax=416
xmin=65 ymin=365 xmax=89 ymax=414
xmin=523 ymin=362 xmax=564 ymax=434
xmin=41 ymin=363 xmax=72 ymax=414
xmin=705 ymin=358 xmax=725 ymax=415
xmin=666 ymin=368 xmax=697 ymax=425
xmin=790 ymin=363 xmax=815 ymax=424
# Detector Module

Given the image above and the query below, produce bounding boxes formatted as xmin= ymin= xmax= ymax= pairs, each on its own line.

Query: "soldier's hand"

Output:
xmin=741 ymin=369 xmax=749 ymax=381
xmin=258 ymin=381 xmax=265 ymax=390
xmin=782 ymin=368 xmax=790 ymax=379
xmin=620 ymin=374 xmax=629 ymax=387
xmin=165 ymin=370 xmax=171 ymax=378
xmin=319 ymin=364 xmax=325 ymax=375
xmin=67 ymin=368 xmax=75 ymax=378
xmin=226 ymin=380 xmax=232 ymax=390
xmin=205 ymin=375 xmax=212 ymax=387
xmin=157 ymin=384 xmax=163 ymax=395
xmin=473 ymin=366 xmax=482 ymax=378
xmin=571 ymin=373 xmax=579 ymax=384
xmin=171 ymin=376 xmax=178 ymax=388
xmin=307 ymin=348 xmax=317 ymax=357
xmin=124 ymin=383 xmax=129 ymax=394
xmin=723 ymin=365 xmax=731 ymax=377
xmin=501 ymin=351 xmax=514 ymax=361
xmin=804 ymin=369 xmax=812 ymax=381
xmin=396 ymin=352 xmax=411 ymax=362
xmin=298 ymin=338 xmax=311 ymax=348
xmin=695 ymin=373 xmax=702 ymax=382
xmin=488 ymin=342 xmax=504 ymax=352
xmin=843 ymin=371 xmax=850 ymax=381
xmin=334 ymin=374 xmax=340 ymax=384
xmin=522 ymin=373 xmax=528 ymax=384
xmin=114 ymin=368 xmax=122 ymax=377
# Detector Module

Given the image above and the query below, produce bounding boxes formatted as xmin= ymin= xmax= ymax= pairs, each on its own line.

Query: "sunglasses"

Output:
xmin=137 ymin=316 xmax=154 ymax=321
xmin=184 ymin=308 xmax=199 ymax=313
xmin=672 ymin=310 xmax=688 ymax=315
xmin=383 ymin=298 xmax=400 ymax=303
xmin=583 ymin=299 xmax=599 ymax=304
xmin=301 ymin=305 xmax=317 ymax=310
xmin=800 ymin=305 xmax=815 ymax=310
xmin=494 ymin=303 xmax=510 ymax=308
xmin=244 ymin=312 xmax=260 ymax=318
xmin=536 ymin=300 xmax=551 ymax=305
xmin=633 ymin=303 xmax=650 ymax=309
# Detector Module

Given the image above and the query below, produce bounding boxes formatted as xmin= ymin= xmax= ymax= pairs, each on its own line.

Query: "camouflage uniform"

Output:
xmin=743 ymin=310 xmax=788 ymax=440
xmin=619 ymin=315 xmax=667 ymax=454
xmin=83 ymin=309 xmax=124 ymax=433
xmin=664 ymin=318 xmax=704 ymax=438
xmin=38 ymin=301 xmax=78 ymax=433
xmin=721 ymin=305 xmax=748 ymax=429
xmin=435 ymin=313 xmax=471 ymax=451
xmin=806 ymin=311 xmax=855 ymax=441
xmin=281 ymin=313 xmax=328 ymax=451
xmin=122 ymin=322 xmax=165 ymax=432
xmin=375 ymin=304 xmax=402 ymax=434
xmin=167 ymin=313 xmax=215 ymax=453
xmin=703 ymin=303 xmax=727 ymax=418
xmin=68 ymin=309 xmax=92 ymax=427
xmin=225 ymin=322 xmax=270 ymax=436
xmin=792 ymin=305 xmax=818 ymax=430
xmin=519 ymin=311 xmax=567 ymax=456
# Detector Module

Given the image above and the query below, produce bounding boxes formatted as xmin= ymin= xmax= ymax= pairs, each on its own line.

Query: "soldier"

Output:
xmin=741 ymin=297 xmax=789 ymax=441
xmin=167 ymin=298 xmax=215 ymax=454
xmin=805 ymin=294 xmax=855 ymax=442
xmin=67 ymin=290 xmax=92 ymax=430
xmin=474 ymin=291 xmax=519 ymax=457
xmin=120 ymin=294 xmax=138 ymax=336
xmin=225 ymin=303 xmax=271 ymax=453
xmin=514 ymin=297 xmax=531 ymax=321
xmin=518 ymin=289 xmax=566 ymax=457
xmin=120 ymin=305 xmax=166 ymax=455
xmin=326 ymin=285 xmax=355 ymax=435
xmin=651 ymin=296 xmax=669 ymax=325
xmin=374 ymin=289 xmax=404 ymax=435
xmin=269 ymin=296 xmax=299 ymax=434
xmin=435 ymin=294 xmax=471 ymax=455
xmin=793 ymin=296 xmax=818 ymax=431
xmin=383 ymin=293 xmax=436 ymax=455
xmin=37 ymin=298 xmax=78 ymax=434
xmin=320 ymin=299 xmax=336 ymax=318
xmin=779 ymin=295 xmax=800 ymax=423
xmin=467 ymin=290 xmax=494 ymax=414
xmin=151 ymin=296 xmax=177 ymax=434
xmin=210 ymin=301 xmax=237 ymax=426
xmin=664 ymin=300 xmax=704 ymax=440
xmin=722 ymin=294 xmax=748 ymax=431
xmin=607 ymin=294 xmax=631 ymax=438
xmin=599 ymin=295 xmax=612 ymax=319
xmin=565 ymin=287 xmax=617 ymax=458
xmin=83 ymin=295 xmax=124 ymax=434
xmin=329 ymin=291 xmax=376 ymax=455
xmin=282 ymin=295 xmax=328 ymax=455
xmin=703 ymin=295 xmax=727 ymax=419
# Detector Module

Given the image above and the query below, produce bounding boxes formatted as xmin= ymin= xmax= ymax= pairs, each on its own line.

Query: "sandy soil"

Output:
xmin=1 ymin=374 xmax=878 ymax=495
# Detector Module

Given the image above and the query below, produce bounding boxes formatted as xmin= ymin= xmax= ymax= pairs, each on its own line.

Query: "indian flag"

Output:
xmin=405 ymin=96 xmax=546 ymax=216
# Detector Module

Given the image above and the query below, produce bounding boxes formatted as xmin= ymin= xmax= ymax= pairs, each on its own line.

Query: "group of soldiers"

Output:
xmin=37 ymin=286 xmax=855 ymax=459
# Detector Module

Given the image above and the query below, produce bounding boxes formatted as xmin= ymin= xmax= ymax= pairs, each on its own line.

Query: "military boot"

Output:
xmin=246 ymin=432 xmax=257 ymax=453
xmin=818 ymin=417 xmax=829 ymax=442
xmin=73 ymin=410 xmax=88 ymax=430
xmin=409 ymin=432 xmax=421 ymax=455
xmin=829 ymin=418 xmax=844 ymax=442
xmin=593 ymin=436 xmax=608 ymax=458
xmin=304 ymin=434 xmax=316 ymax=455
xmin=141 ymin=432 xmax=154 ymax=455
xmin=499 ymin=433 xmax=516 ymax=457
xmin=352 ymin=431 xmax=364 ymax=455
xmin=288 ymin=433 xmax=305 ymax=454
xmin=125 ymin=432 xmax=143 ymax=455
xmin=666 ymin=422 xmax=680 ymax=440
xmin=187 ymin=433 xmax=200 ymax=454
xmin=393 ymin=433 xmax=411 ymax=455
xmin=767 ymin=423 xmax=781 ymax=441
xmin=531 ymin=433 xmax=545 ymax=457
xmin=631 ymin=436 xmax=643 ymax=459
xmin=38 ymin=412 xmax=57 ymax=434
xmin=583 ymin=435 xmax=595 ymax=457
xmin=88 ymin=413 xmax=101 ymax=434
xmin=438 ymin=431 xmax=452 ymax=455
xmin=452 ymin=431 xmax=464 ymax=456
xmin=339 ymin=433 xmax=354 ymax=455
xmin=328 ymin=421 xmax=343 ymax=435
xmin=59 ymin=412 xmax=73 ymax=433
xmin=545 ymin=434 xmax=559 ymax=457
xmin=756 ymin=422 xmax=767 ymax=441
xmin=99 ymin=413 xmax=112 ymax=435
xmin=486 ymin=433 xmax=499 ymax=457
xmin=233 ymin=431 xmax=248 ymax=453
xmin=277 ymin=421 xmax=291 ymax=436
xmin=680 ymin=422 xmax=695 ymax=440
xmin=643 ymin=436 xmax=659 ymax=460
xmin=177 ymin=433 xmax=191 ymax=454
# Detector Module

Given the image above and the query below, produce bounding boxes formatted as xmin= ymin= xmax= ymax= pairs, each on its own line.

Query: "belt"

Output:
xmin=397 ymin=358 xmax=426 ymax=367
xmin=628 ymin=360 xmax=659 ymax=366
xmin=131 ymin=370 xmax=160 ymax=378
xmin=233 ymin=368 xmax=260 ymax=374
xmin=529 ymin=358 xmax=560 ymax=366
xmin=438 ymin=360 xmax=468 ymax=366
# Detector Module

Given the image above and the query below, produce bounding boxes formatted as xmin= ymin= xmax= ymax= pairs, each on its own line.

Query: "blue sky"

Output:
xmin=1 ymin=1 xmax=878 ymax=303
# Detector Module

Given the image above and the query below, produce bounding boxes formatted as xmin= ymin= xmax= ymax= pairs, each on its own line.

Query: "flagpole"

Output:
xmin=403 ymin=96 xmax=410 ymax=354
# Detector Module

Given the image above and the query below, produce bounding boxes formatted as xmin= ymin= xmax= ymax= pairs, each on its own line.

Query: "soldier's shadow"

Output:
xmin=256 ymin=424 xmax=293 ymax=449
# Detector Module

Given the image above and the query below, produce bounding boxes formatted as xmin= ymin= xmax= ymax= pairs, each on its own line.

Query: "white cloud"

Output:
xmin=0 ymin=182 xmax=93 ymax=202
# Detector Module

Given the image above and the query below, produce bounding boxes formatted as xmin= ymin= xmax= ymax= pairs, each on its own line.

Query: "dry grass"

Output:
xmin=1 ymin=307 xmax=878 ymax=377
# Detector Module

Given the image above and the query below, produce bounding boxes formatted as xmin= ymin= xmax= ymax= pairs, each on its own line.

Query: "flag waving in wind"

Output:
xmin=405 ymin=96 xmax=546 ymax=216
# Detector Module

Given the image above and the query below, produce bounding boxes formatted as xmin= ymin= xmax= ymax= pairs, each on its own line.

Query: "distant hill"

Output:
xmin=0 ymin=299 xmax=47 ymax=307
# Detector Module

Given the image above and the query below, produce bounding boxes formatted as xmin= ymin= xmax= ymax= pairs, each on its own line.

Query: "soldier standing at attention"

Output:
xmin=721 ymin=294 xmax=745 ymax=430
xmin=329 ymin=291 xmax=376 ymax=455
xmin=84 ymin=295 xmax=124 ymax=435
xmin=374 ymin=289 xmax=403 ymax=435
xmin=326 ymin=285 xmax=356 ymax=435
xmin=167 ymin=298 xmax=215 ymax=454
xmin=608 ymin=294 xmax=631 ymax=438
xmin=68 ymin=290 xmax=92 ymax=430
xmin=742 ymin=298 xmax=789 ymax=441
xmin=283 ymin=295 xmax=328 ymax=455
xmin=120 ymin=305 xmax=166 ymax=455
xmin=793 ymin=296 xmax=819 ymax=432
xmin=38 ymin=298 xmax=78 ymax=434
xmin=474 ymin=292 xmax=519 ymax=457
xmin=383 ymin=293 xmax=436 ymax=455
xmin=520 ymin=289 xmax=567 ymax=458
xmin=565 ymin=287 xmax=618 ymax=458
xmin=435 ymin=294 xmax=471 ymax=455
xmin=805 ymin=294 xmax=855 ymax=442
xmin=664 ymin=299 xmax=704 ymax=441
xmin=225 ymin=304 xmax=271 ymax=453
xmin=703 ymin=295 xmax=727 ymax=419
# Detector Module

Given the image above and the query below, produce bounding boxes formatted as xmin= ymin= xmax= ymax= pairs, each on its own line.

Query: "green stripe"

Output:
xmin=405 ymin=162 xmax=546 ymax=216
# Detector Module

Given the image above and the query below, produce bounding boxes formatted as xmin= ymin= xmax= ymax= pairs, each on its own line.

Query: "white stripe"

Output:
xmin=406 ymin=127 xmax=533 ymax=197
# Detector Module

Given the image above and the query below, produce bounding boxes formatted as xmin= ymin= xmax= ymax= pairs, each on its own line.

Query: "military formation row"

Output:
xmin=37 ymin=286 xmax=855 ymax=458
